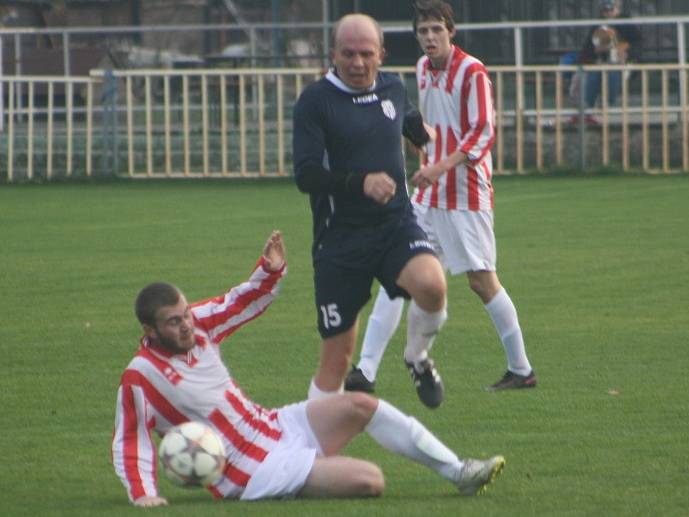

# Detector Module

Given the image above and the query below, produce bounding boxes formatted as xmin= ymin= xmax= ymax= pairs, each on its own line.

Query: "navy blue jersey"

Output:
xmin=293 ymin=70 xmax=426 ymax=251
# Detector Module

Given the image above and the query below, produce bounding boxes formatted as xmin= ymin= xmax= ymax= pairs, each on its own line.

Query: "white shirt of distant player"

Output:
xmin=414 ymin=46 xmax=496 ymax=212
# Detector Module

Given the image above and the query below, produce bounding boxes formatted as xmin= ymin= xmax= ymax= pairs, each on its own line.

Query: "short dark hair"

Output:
xmin=412 ymin=0 xmax=455 ymax=33
xmin=135 ymin=282 xmax=181 ymax=326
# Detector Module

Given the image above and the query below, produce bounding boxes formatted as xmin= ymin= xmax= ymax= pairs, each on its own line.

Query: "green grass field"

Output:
xmin=1 ymin=176 xmax=688 ymax=516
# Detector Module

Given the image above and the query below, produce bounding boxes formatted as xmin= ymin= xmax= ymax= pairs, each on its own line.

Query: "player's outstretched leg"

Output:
xmin=307 ymin=394 xmax=505 ymax=496
xmin=364 ymin=398 xmax=504 ymax=495
xmin=345 ymin=287 xmax=405 ymax=393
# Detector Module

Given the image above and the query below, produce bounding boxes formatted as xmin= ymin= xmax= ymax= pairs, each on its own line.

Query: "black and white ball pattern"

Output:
xmin=158 ymin=422 xmax=226 ymax=487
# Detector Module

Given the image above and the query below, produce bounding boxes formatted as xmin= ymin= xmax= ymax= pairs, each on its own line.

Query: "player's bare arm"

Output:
xmin=363 ymin=172 xmax=397 ymax=204
xmin=262 ymin=230 xmax=286 ymax=271
xmin=422 ymin=122 xmax=437 ymax=142
xmin=411 ymin=149 xmax=467 ymax=188
xmin=133 ymin=495 xmax=168 ymax=507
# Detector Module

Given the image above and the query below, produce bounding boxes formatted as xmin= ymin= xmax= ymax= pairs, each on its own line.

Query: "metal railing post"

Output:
xmin=0 ymin=36 xmax=4 ymax=133
xmin=101 ymin=70 xmax=119 ymax=176
xmin=249 ymin=27 xmax=257 ymax=68
xmin=13 ymin=33 xmax=22 ymax=122
xmin=63 ymin=32 xmax=71 ymax=75
xmin=578 ymin=64 xmax=586 ymax=171
xmin=679 ymin=22 xmax=686 ymax=111
xmin=513 ymin=26 xmax=523 ymax=67
xmin=513 ymin=26 xmax=524 ymax=110
xmin=101 ymin=71 xmax=111 ymax=176
xmin=322 ymin=0 xmax=330 ymax=68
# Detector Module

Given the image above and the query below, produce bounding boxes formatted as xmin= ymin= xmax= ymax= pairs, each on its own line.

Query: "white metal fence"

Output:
xmin=2 ymin=63 xmax=689 ymax=182
xmin=1 ymin=75 xmax=94 ymax=180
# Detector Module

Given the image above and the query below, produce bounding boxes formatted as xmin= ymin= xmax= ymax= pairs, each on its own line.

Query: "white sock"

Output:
xmin=365 ymin=399 xmax=463 ymax=482
xmin=307 ymin=378 xmax=343 ymax=400
xmin=484 ymin=288 xmax=532 ymax=376
xmin=403 ymin=300 xmax=447 ymax=365
xmin=357 ymin=287 xmax=405 ymax=381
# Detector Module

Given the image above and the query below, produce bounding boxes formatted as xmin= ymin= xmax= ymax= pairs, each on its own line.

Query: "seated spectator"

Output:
xmin=575 ymin=0 xmax=642 ymax=121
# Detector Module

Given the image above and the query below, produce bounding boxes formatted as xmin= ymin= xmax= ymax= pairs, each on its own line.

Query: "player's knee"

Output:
xmin=400 ymin=255 xmax=446 ymax=310
xmin=346 ymin=392 xmax=378 ymax=424
xmin=428 ymin=277 xmax=447 ymax=308
xmin=425 ymin=267 xmax=447 ymax=307
xmin=405 ymin=269 xmax=445 ymax=309
xmin=417 ymin=278 xmax=447 ymax=312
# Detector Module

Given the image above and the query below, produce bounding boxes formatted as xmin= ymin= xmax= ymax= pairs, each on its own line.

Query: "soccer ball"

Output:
xmin=158 ymin=421 xmax=226 ymax=487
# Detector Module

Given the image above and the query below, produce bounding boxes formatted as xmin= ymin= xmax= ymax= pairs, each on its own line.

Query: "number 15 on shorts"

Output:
xmin=320 ymin=303 xmax=342 ymax=330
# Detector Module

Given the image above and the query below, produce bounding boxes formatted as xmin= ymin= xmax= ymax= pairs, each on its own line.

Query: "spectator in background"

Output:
xmin=574 ymin=0 xmax=642 ymax=123
xmin=1 ymin=8 xmax=19 ymax=25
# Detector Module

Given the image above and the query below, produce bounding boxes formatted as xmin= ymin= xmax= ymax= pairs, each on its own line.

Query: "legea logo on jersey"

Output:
xmin=352 ymin=93 xmax=378 ymax=104
xmin=409 ymin=239 xmax=433 ymax=251
xmin=381 ymin=100 xmax=396 ymax=120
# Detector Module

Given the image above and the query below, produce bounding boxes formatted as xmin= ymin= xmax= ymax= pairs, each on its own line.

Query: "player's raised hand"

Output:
xmin=133 ymin=495 xmax=168 ymax=507
xmin=363 ymin=172 xmax=397 ymax=204
xmin=263 ymin=230 xmax=286 ymax=271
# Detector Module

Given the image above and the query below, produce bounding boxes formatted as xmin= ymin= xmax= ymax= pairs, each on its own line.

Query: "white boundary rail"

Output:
xmin=87 ymin=67 xmax=322 ymax=178
xmin=2 ymin=75 xmax=94 ymax=182
xmin=2 ymin=63 xmax=689 ymax=181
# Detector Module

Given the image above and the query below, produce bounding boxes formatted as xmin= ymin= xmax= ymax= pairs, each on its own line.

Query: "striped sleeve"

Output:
xmin=416 ymin=55 xmax=429 ymax=91
xmin=191 ymin=257 xmax=286 ymax=345
xmin=459 ymin=65 xmax=495 ymax=164
xmin=111 ymin=378 xmax=159 ymax=503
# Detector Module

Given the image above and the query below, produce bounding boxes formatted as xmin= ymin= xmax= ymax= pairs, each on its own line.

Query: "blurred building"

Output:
xmin=1 ymin=0 xmax=687 ymax=69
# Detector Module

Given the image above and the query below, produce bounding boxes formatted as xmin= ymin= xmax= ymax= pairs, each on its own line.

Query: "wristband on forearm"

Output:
xmin=344 ymin=171 xmax=368 ymax=195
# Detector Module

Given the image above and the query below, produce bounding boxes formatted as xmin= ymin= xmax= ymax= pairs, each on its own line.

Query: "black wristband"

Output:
xmin=344 ymin=171 xmax=368 ymax=195
xmin=403 ymin=111 xmax=431 ymax=148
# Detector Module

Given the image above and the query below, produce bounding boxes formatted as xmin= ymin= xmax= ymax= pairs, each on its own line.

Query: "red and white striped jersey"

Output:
xmin=414 ymin=45 xmax=496 ymax=211
xmin=111 ymin=258 xmax=286 ymax=502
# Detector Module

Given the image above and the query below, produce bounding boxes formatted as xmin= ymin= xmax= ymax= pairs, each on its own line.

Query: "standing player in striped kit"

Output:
xmin=346 ymin=0 xmax=536 ymax=394
xmin=111 ymin=231 xmax=505 ymax=507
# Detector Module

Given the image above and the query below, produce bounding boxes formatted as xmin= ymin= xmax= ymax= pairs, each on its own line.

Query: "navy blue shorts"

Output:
xmin=313 ymin=216 xmax=435 ymax=338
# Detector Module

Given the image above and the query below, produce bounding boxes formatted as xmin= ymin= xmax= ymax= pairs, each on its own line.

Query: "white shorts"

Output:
xmin=413 ymin=204 xmax=496 ymax=275
xmin=240 ymin=401 xmax=322 ymax=501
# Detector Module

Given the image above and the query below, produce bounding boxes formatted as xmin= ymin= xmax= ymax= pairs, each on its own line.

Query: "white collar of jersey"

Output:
xmin=428 ymin=45 xmax=457 ymax=71
xmin=325 ymin=69 xmax=377 ymax=94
